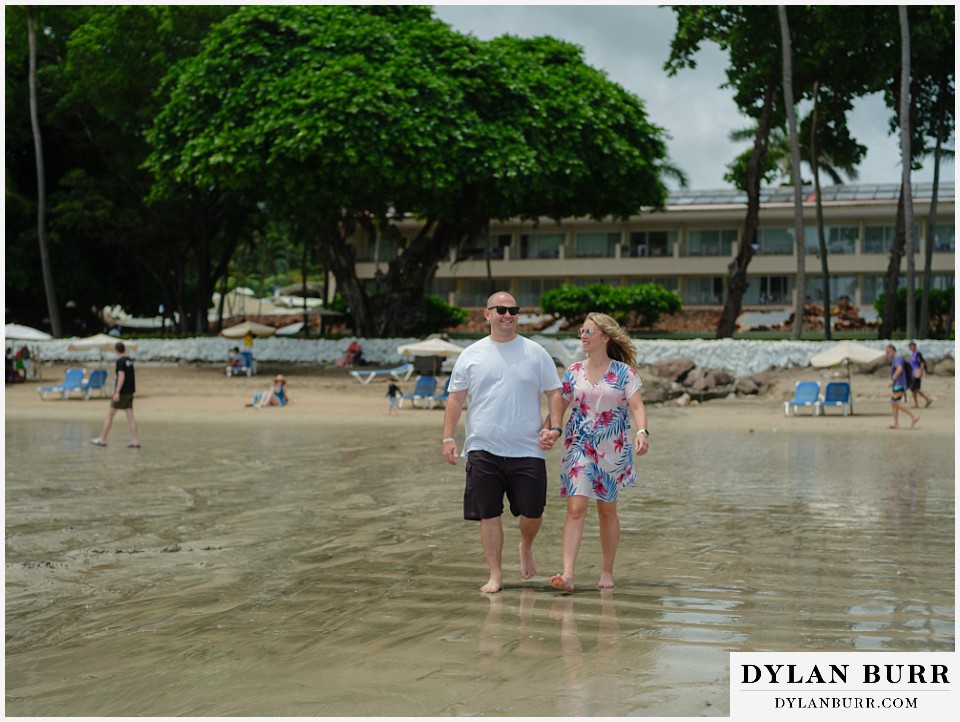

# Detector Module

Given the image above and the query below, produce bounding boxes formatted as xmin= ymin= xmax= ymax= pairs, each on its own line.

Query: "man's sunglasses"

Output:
xmin=487 ymin=305 xmax=520 ymax=315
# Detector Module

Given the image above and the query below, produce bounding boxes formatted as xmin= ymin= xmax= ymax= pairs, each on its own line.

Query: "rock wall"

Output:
xmin=8 ymin=336 xmax=954 ymax=378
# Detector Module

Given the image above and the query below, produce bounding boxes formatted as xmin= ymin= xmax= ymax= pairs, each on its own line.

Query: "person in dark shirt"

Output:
xmin=91 ymin=341 xmax=140 ymax=448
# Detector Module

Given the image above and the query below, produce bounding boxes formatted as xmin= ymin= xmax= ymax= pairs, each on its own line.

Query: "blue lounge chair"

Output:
xmin=429 ymin=378 xmax=451 ymax=409
xmin=37 ymin=368 xmax=86 ymax=400
xmin=783 ymin=381 xmax=821 ymax=416
xmin=399 ymin=375 xmax=437 ymax=408
xmin=80 ymin=369 xmax=109 ymax=400
xmin=816 ymin=381 xmax=851 ymax=416
xmin=349 ymin=362 xmax=415 ymax=385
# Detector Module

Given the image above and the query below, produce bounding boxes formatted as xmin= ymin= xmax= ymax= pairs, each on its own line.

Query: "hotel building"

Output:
xmin=356 ymin=182 xmax=955 ymax=314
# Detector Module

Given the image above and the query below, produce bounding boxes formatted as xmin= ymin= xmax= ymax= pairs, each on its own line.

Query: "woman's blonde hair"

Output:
xmin=585 ymin=312 xmax=639 ymax=371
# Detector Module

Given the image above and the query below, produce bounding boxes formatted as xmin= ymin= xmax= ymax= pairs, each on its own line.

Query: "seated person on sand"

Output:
xmin=226 ymin=346 xmax=243 ymax=374
xmin=253 ymin=374 xmax=290 ymax=408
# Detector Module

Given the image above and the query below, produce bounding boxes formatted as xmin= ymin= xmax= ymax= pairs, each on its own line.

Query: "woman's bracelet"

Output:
xmin=442 ymin=437 xmax=456 ymax=443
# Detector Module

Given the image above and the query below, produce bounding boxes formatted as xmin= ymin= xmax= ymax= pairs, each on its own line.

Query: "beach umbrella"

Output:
xmin=4 ymin=323 xmax=52 ymax=341
xmin=396 ymin=338 xmax=465 ymax=358
xmin=275 ymin=321 xmax=304 ymax=336
xmin=68 ymin=333 xmax=139 ymax=368
xmin=809 ymin=341 xmax=885 ymax=369
xmin=398 ymin=338 xmax=465 ymax=376
xmin=809 ymin=341 xmax=885 ymax=414
xmin=68 ymin=333 xmax=139 ymax=352
xmin=220 ymin=321 xmax=276 ymax=339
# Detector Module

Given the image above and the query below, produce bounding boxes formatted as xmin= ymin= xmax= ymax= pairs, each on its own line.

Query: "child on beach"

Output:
xmin=386 ymin=379 xmax=401 ymax=415
xmin=252 ymin=374 xmax=290 ymax=408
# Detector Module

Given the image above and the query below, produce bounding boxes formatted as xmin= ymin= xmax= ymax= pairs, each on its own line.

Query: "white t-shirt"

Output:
xmin=448 ymin=335 xmax=561 ymax=459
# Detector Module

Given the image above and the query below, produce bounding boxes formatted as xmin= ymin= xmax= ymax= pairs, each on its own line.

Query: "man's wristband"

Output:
xmin=442 ymin=437 xmax=456 ymax=443
xmin=541 ymin=427 xmax=562 ymax=434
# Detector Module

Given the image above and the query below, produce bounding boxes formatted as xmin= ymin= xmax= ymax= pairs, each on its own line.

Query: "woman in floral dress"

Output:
xmin=550 ymin=313 xmax=649 ymax=592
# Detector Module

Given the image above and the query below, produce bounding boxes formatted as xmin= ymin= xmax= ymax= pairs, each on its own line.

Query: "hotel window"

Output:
xmin=519 ymin=232 xmax=564 ymax=259
xmin=684 ymin=277 xmax=725 ymax=305
xmin=820 ymin=226 xmax=860 ymax=258
xmin=430 ymin=278 xmax=457 ymax=304
xmin=518 ymin=278 xmax=563 ymax=307
xmin=931 ymin=274 xmax=955 ymax=290
xmin=686 ymin=229 xmax=736 ymax=256
xmin=457 ymin=234 xmax=510 ymax=261
xmin=861 ymin=275 xmax=908 ymax=304
xmin=756 ymin=228 xmax=795 ymax=255
xmin=758 ymin=276 xmax=790 ymax=304
xmin=574 ymin=232 xmax=620 ymax=258
xmin=628 ymin=231 xmax=676 ymax=257
xmin=461 ymin=280 xmax=495 ymax=308
xmin=804 ymin=275 xmax=858 ymax=303
xmin=931 ymin=225 xmax=955 ymax=252
xmin=864 ymin=225 xmax=920 ymax=254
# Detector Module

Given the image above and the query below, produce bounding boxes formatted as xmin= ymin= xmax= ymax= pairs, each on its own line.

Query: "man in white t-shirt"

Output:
xmin=442 ymin=291 xmax=564 ymax=593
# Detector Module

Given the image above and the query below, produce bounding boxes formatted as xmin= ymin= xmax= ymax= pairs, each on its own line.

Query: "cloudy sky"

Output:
xmin=433 ymin=3 xmax=948 ymax=191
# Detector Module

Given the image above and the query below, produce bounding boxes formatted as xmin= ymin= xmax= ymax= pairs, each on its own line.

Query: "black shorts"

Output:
xmin=911 ymin=378 xmax=922 ymax=391
xmin=463 ymin=450 xmax=547 ymax=521
xmin=111 ymin=394 xmax=134 ymax=410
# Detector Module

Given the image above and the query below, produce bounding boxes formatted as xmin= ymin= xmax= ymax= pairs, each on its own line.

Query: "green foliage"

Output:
xmin=423 ymin=295 xmax=469 ymax=334
xmin=144 ymin=6 xmax=671 ymax=336
xmin=540 ymin=284 xmax=682 ymax=329
xmin=874 ymin=287 xmax=954 ymax=339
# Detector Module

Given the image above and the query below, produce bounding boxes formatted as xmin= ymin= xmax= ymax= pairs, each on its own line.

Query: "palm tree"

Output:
xmin=27 ymin=7 xmax=62 ymax=337
xmin=899 ymin=5 xmax=916 ymax=340
xmin=779 ymin=6 xmax=806 ymax=340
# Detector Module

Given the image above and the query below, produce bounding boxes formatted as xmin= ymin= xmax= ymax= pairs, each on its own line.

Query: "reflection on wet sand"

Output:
xmin=5 ymin=417 xmax=954 ymax=716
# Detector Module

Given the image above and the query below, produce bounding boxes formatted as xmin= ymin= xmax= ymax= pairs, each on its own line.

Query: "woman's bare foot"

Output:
xmin=911 ymin=416 xmax=919 ymax=428
xmin=480 ymin=577 xmax=503 ymax=594
xmin=519 ymin=542 xmax=537 ymax=580
xmin=550 ymin=573 xmax=574 ymax=592
xmin=597 ymin=572 xmax=616 ymax=590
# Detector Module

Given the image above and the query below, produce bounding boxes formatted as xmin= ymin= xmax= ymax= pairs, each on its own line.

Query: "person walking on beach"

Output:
xmin=550 ymin=313 xmax=649 ymax=593
xmin=886 ymin=344 xmax=919 ymax=430
xmin=906 ymin=342 xmax=933 ymax=409
xmin=386 ymin=378 xmax=401 ymax=415
xmin=91 ymin=342 xmax=140 ymax=448
xmin=442 ymin=291 xmax=564 ymax=593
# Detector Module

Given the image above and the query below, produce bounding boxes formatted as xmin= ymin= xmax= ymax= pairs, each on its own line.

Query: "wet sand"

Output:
xmin=4 ymin=363 xmax=955 ymax=716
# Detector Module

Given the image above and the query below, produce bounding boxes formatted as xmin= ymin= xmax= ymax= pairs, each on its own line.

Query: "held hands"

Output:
xmin=538 ymin=428 xmax=561 ymax=451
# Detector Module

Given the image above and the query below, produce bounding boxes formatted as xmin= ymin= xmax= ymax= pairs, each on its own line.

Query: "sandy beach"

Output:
xmin=5 ymin=361 xmax=955 ymax=716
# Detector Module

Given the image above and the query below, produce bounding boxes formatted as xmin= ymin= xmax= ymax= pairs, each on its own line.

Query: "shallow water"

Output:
xmin=5 ymin=418 xmax=954 ymax=716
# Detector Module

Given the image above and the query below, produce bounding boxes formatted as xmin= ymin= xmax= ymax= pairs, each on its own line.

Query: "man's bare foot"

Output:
xmin=911 ymin=416 xmax=919 ymax=428
xmin=550 ymin=573 xmax=574 ymax=593
xmin=519 ymin=542 xmax=537 ymax=580
xmin=925 ymin=398 xmax=933 ymax=408
xmin=597 ymin=573 xmax=616 ymax=590
xmin=480 ymin=577 xmax=503 ymax=594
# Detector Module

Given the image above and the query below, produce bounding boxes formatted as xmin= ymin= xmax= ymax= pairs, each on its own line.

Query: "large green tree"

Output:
xmin=146 ymin=6 xmax=671 ymax=336
xmin=5 ymin=5 xmax=239 ymax=334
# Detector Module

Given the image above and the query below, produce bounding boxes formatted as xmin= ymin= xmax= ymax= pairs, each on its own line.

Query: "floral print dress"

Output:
xmin=560 ymin=360 xmax=643 ymax=502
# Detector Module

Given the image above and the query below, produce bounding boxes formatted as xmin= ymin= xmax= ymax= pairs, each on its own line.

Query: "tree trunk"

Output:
xmin=27 ymin=7 xmax=62 ymax=338
xmin=716 ymin=81 xmax=778 ymax=338
xmin=899 ymin=5 xmax=916 ymax=340
xmin=779 ymin=6 xmax=806 ymax=341
xmin=919 ymin=77 xmax=946 ymax=338
xmin=879 ymin=186 xmax=906 ymax=339
xmin=810 ymin=82 xmax=831 ymax=340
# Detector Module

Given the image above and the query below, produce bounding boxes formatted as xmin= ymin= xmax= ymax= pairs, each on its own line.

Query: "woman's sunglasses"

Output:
xmin=577 ymin=328 xmax=598 ymax=337
xmin=487 ymin=305 xmax=520 ymax=315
